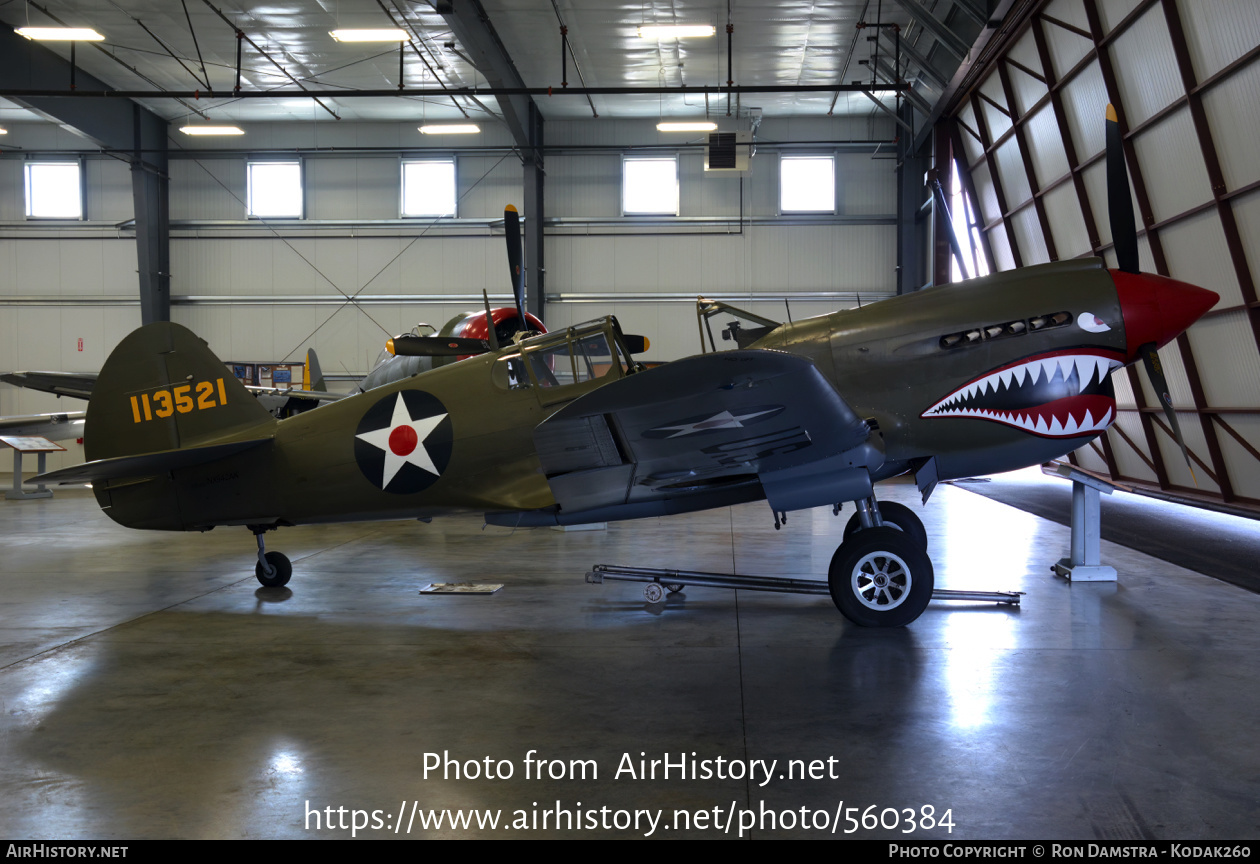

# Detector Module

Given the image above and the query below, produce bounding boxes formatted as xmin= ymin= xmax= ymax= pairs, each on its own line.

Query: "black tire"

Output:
xmin=842 ymin=501 xmax=928 ymax=550
xmin=255 ymin=551 xmax=292 ymax=588
xmin=828 ymin=527 xmax=934 ymax=627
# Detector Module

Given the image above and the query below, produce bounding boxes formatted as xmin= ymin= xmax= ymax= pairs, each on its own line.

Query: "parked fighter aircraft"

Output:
xmin=34 ymin=110 xmax=1218 ymax=627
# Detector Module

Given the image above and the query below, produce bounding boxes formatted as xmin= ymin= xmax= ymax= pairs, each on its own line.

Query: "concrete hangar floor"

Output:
xmin=1 ymin=476 xmax=1257 ymax=840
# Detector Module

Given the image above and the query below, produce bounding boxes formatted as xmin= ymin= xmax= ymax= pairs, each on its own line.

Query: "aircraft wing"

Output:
xmin=1 ymin=371 xmax=97 ymax=400
xmin=245 ymin=386 xmax=343 ymax=418
xmin=533 ymin=350 xmax=879 ymax=517
xmin=245 ymin=386 xmax=342 ymax=403
xmin=0 ymin=411 xmax=86 ymax=441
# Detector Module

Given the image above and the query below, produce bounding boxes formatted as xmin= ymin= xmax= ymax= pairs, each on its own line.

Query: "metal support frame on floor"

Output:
xmin=587 ymin=564 xmax=1022 ymax=607
xmin=1042 ymin=461 xmax=1122 ymax=582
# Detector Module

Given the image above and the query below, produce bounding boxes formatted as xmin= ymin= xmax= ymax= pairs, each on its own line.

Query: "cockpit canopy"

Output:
xmin=492 ymin=317 xmax=638 ymax=392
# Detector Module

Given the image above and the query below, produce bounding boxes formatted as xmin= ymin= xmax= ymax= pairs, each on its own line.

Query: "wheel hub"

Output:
xmin=852 ymin=551 xmax=911 ymax=610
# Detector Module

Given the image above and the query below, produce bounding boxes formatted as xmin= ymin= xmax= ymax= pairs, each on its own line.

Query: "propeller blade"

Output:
xmin=1106 ymin=103 xmax=1140 ymax=274
xmin=387 ymin=335 xmax=491 ymax=357
xmin=482 ymin=290 xmax=501 ymax=351
xmin=504 ymin=204 xmax=526 ymax=324
xmin=1139 ymin=341 xmax=1196 ymax=483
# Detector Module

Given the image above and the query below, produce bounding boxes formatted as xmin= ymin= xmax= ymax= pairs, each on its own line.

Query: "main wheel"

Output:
xmin=843 ymin=501 xmax=928 ymax=550
xmin=828 ymin=527 xmax=934 ymax=627
xmin=255 ymin=551 xmax=292 ymax=588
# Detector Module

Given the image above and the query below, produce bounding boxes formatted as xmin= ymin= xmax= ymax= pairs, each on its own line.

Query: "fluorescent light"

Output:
xmin=15 ymin=27 xmax=105 ymax=41
xmin=0 ymin=128 xmax=7 ymax=135
xmin=419 ymin=124 xmax=480 ymax=135
xmin=180 ymin=125 xmax=245 ymax=136
xmin=330 ymin=29 xmax=408 ymax=42
xmin=637 ymin=25 xmax=715 ymax=39
xmin=657 ymin=121 xmax=718 ymax=132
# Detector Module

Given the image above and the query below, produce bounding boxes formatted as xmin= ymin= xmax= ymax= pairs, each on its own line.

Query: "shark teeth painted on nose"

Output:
xmin=921 ymin=350 xmax=1125 ymax=439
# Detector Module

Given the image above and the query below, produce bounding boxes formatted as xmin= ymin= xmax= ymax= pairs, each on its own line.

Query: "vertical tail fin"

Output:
xmin=86 ymin=322 xmax=275 ymax=462
xmin=304 ymin=348 xmax=326 ymax=392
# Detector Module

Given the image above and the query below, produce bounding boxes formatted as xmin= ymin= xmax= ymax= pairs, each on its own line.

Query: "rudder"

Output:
xmin=86 ymin=322 xmax=275 ymax=462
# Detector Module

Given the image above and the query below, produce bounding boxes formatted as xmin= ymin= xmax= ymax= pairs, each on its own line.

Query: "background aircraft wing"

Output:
xmin=533 ymin=350 xmax=877 ymax=516
xmin=2 ymin=370 xmax=339 ymax=419
xmin=1 ymin=371 xmax=97 ymax=400
xmin=0 ymin=411 xmax=86 ymax=441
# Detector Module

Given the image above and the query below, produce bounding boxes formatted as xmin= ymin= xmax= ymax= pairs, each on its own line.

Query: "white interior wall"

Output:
xmin=0 ymin=114 xmax=897 ymax=470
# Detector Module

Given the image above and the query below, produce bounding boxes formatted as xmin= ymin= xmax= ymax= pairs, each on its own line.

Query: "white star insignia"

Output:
xmin=651 ymin=408 xmax=779 ymax=438
xmin=355 ymin=393 xmax=448 ymax=489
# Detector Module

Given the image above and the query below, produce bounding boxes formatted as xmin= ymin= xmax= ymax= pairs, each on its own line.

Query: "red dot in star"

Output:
xmin=389 ymin=425 xmax=418 ymax=456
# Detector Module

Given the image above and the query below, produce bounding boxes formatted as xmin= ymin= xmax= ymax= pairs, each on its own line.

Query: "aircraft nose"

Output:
xmin=1110 ymin=269 xmax=1218 ymax=360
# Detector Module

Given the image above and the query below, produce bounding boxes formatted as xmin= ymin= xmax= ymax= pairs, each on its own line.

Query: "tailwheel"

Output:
xmin=256 ymin=551 xmax=292 ymax=588
xmin=828 ymin=527 xmax=933 ymax=627
xmin=251 ymin=527 xmax=292 ymax=588
xmin=843 ymin=500 xmax=928 ymax=550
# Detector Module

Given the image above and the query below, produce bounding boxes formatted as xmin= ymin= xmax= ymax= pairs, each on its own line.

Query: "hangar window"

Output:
xmin=402 ymin=159 xmax=456 ymax=217
xmin=780 ymin=155 xmax=834 ymax=214
xmin=623 ymin=157 xmax=678 ymax=215
xmin=247 ymin=161 xmax=303 ymax=218
xmin=25 ymin=161 xmax=83 ymax=219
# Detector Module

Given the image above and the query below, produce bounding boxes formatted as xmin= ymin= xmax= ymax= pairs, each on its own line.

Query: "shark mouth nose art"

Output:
xmin=922 ymin=350 xmax=1124 ymax=438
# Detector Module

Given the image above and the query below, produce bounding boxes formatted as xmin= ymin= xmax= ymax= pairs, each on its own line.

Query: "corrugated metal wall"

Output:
xmin=951 ymin=0 xmax=1260 ymax=511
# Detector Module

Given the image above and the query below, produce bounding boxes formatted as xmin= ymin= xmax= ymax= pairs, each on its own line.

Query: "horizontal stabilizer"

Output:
xmin=34 ymin=437 xmax=271 ymax=486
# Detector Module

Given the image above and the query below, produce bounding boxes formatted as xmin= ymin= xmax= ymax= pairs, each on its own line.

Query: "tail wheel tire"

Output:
xmin=828 ymin=527 xmax=934 ymax=627
xmin=256 ymin=551 xmax=293 ymax=588
xmin=842 ymin=500 xmax=928 ymax=550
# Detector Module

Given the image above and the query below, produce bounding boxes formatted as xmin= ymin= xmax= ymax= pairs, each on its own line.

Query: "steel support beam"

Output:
xmin=0 ymin=27 xmax=169 ymax=323
xmin=880 ymin=31 xmax=950 ymax=90
xmin=872 ymin=57 xmax=934 ymax=115
xmin=892 ymin=0 xmax=974 ymax=61
xmin=911 ymin=0 xmax=1023 ymax=153
xmin=897 ymin=105 xmax=932 ymax=293
xmin=438 ymin=0 xmax=546 ymax=321
xmin=438 ymin=0 xmax=536 ymax=149
xmin=997 ymin=60 xmax=1057 ymax=262
xmin=523 ymin=102 xmax=545 ymax=323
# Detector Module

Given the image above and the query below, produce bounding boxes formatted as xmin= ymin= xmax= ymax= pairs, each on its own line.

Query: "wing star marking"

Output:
xmin=648 ymin=407 xmax=781 ymax=439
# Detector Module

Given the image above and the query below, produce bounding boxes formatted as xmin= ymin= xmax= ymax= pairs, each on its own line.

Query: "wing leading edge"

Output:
xmin=531 ymin=350 xmax=879 ymax=521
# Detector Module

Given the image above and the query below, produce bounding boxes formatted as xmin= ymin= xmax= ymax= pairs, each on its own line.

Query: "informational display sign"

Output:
xmin=0 ymin=436 xmax=66 ymax=453
xmin=225 ymin=361 xmax=303 ymax=391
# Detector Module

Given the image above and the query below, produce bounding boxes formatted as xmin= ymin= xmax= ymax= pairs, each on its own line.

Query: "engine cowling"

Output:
xmin=441 ymin=308 xmax=546 ymax=358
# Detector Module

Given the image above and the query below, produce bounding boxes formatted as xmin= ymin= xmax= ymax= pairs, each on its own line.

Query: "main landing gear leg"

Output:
xmin=251 ymin=526 xmax=292 ymax=588
xmin=830 ymin=493 xmax=933 ymax=627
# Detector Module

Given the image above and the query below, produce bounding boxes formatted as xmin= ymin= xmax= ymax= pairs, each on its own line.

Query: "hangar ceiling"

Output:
xmin=0 ymin=0 xmax=993 ymax=126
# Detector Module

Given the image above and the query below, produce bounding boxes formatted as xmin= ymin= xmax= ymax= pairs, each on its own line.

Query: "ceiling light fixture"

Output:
xmin=419 ymin=124 xmax=480 ymax=134
xmin=0 ymin=128 xmax=7 ymax=135
xmin=657 ymin=122 xmax=718 ymax=132
xmin=637 ymin=25 xmax=716 ymax=39
xmin=180 ymin=125 xmax=245 ymax=136
xmin=15 ymin=27 xmax=105 ymax=41
xmin=329 ymin=29 xmax=409 ymax=42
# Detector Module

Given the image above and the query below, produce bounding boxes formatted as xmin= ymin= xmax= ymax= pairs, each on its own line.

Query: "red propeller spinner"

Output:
xmin=1110 ymin=269 xmax=1218 ymax=362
